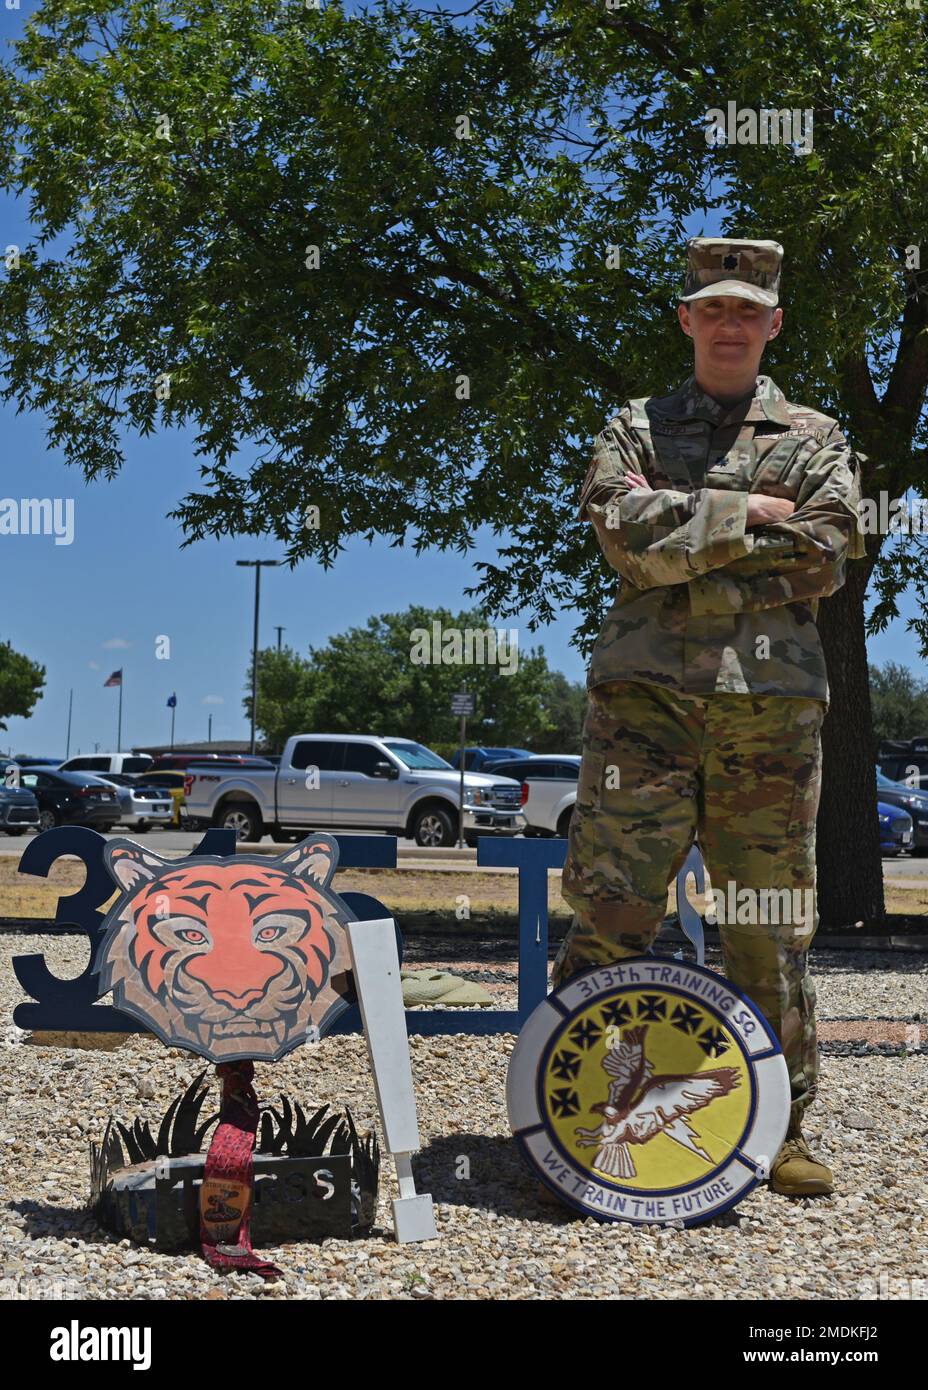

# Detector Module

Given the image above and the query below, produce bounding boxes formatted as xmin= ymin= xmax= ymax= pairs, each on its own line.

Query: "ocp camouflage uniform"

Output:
xmin=555 ymin=370 xmax=867 ymax=1128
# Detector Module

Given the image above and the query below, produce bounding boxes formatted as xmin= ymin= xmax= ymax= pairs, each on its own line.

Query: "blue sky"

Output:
xmin=0 ymin=7 xmax=924 ymax=757
xmin=2 ymin=398 xmax=591 ymax=754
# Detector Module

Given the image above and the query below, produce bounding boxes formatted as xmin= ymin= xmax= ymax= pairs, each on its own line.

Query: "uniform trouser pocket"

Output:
xmin=699 ymin=696 xmax=825 ymax=1121
xmin=555 ymin=681 xmax=701 ymax=983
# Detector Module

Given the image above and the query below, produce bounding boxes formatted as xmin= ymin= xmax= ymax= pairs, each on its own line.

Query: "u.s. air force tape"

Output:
xmin=507 ymin=957 xmax=790 ymax=1225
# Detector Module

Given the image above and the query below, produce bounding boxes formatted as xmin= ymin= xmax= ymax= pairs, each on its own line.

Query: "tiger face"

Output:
xmin=94 ymin=834 xmax=354 ymax=1062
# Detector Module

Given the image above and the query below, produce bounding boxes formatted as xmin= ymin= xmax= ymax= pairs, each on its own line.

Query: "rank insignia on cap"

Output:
xmin=681 ymin=237 xmax=783 ymax=307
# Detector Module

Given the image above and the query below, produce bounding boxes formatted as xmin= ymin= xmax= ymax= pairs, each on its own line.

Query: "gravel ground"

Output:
xmin=0 ymin=932 xmax=925 ymax=1301
xmin=400 ymin=940 xmax=928 ymax=1021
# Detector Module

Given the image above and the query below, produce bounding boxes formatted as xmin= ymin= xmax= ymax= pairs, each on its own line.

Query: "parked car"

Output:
xmin=11 ymin=754 xmax=63 ymax=768
xmin=96 ymin=773 xmax=173 ymax=832
xmin=878 ymin=736 xmax=928 ymax=759
xmin=59 ymin=752 xmax=154 ymax=776
xmin=878 ymin=770 xmax=928 ymax=794
xmin=875 ymin=771 xmax=928 ymax=854
xmin=137 ymin=769 xmax=188 ymax=826
xmin=175 ymin=760 xmax=274 ymax=826
xmin=487 ymin=755 xmax=582 ymax=838
xmin=879 ymin=748 xmax=928 ymax=788
xmin=0 ymin=766 xmax=40 ymax=834
xmin=449 ymin=747 xmax=534 ymax=773
xmin=184 ymin=734 xmax=525 ymax=847
xmin=149 ymin=753 xmax=276 ymax=772
xmin=878 ymin=800 xmax=913 ymax=856
xmin=17 ymin=768 xmax=120 ymax=832
xmin=180 ymin=760 xmax=279 ymax=826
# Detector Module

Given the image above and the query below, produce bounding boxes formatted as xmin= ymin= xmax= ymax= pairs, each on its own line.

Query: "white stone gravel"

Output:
xmin=0 ymin=933 xmax=925 ymax=1301
xmin=808 ymin=949 xmax=928 ymax=1019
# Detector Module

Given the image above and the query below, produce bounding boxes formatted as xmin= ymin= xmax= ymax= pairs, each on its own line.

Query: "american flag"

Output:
xmin=103 ymin=669 xmax=123 ymax=687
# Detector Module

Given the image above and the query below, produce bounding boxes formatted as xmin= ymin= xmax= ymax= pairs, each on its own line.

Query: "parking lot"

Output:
xmin=2 ymin=823 xmax=927 ymax=875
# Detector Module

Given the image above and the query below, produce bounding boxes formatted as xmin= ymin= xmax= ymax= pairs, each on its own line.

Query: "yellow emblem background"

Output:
xmin=543 ymin=989 xmax=752 ymax=1191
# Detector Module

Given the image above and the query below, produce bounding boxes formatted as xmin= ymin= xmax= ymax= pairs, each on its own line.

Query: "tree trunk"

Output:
xmin=816 ymin=560 xmax=886 ymax=928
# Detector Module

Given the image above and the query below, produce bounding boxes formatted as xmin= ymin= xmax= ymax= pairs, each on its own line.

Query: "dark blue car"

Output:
xmin=878 ymin=800 xmax=912 ymax=856
xmin=876 ymin=770 xmax=928 ymax=852
xmin=450 ymin=746 xmax=533 ymax=772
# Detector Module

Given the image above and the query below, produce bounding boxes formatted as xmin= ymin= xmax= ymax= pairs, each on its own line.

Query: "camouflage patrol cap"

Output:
xmin=680 ymin=237 xmax=783 ymax=307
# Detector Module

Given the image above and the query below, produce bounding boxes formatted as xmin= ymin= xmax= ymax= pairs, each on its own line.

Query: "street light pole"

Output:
xmin=236 ymin=560 xmax=281 ymax=755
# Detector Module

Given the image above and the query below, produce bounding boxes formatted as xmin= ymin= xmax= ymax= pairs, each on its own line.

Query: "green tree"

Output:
xmin=3 ymin=1 xmax=927 ymax=923
xmin=530 ymin=671 xmax=587 ymax=754
xmin=0 ymin=641 xmax=46 ymax=730
xmin=243 ymin=646 xmax=317 ymax=753
xmin=250 ymin=605 xmax=570 ymax=750
xmin=868 ymin=662 xmax=928 ymax=750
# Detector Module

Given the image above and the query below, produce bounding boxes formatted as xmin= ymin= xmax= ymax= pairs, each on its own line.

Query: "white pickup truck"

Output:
xmin=184 ymin=733 xmax=525 ymax=847
xmin=482 ymin=754 xmax=581 ymax=838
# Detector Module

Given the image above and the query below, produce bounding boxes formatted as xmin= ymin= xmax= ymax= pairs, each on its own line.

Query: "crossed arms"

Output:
xmin=580 ymin=413 xmax=867 ymax=615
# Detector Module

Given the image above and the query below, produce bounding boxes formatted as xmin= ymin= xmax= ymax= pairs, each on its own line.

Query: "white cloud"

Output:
xmin=87 ymin=661 xmax=100 ymax=670
xmin=101 ymin=638 xmax=130 ymax=649
xmin=202 ymin=695 xmax=225 ymax=705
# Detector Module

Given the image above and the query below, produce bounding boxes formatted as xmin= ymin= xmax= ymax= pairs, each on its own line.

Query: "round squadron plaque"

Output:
xmin=507 ymin=957 xmax=790 ymax=1225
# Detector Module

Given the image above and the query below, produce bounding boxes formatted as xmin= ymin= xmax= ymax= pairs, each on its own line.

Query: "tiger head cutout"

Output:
xmin=94 ymin=833 xmax=355 ymax=1063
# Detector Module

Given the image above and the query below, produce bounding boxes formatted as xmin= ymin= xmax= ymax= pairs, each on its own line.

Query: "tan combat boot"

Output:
xmin=769 ymin=1126 xmax=835 ymax=1197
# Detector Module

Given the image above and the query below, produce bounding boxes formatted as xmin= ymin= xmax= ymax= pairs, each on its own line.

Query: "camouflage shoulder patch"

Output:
xmin=782 ymin=401 xmax=840 ymax=439
xmin=626 ymin=397 xmax=652 ymax=431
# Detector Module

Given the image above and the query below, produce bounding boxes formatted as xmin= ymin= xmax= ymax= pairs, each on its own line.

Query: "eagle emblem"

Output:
xmin=572 ymin=1024 xmax=741 ymax=1180
xmin=507 ymin=958 xmax=791 ymax=1224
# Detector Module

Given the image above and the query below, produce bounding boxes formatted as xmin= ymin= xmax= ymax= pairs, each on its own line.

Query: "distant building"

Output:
xmin=133 ymin=739 xmax=271 ymax=756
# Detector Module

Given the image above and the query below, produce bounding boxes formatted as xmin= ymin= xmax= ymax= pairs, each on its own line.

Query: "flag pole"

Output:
xmin=65 ymin=688 xmax=73 ymax=759
xmin=170 ymin=702 xmax=176 ymax=750
xmin=117 ymin=676 xmax=123 ymax=753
